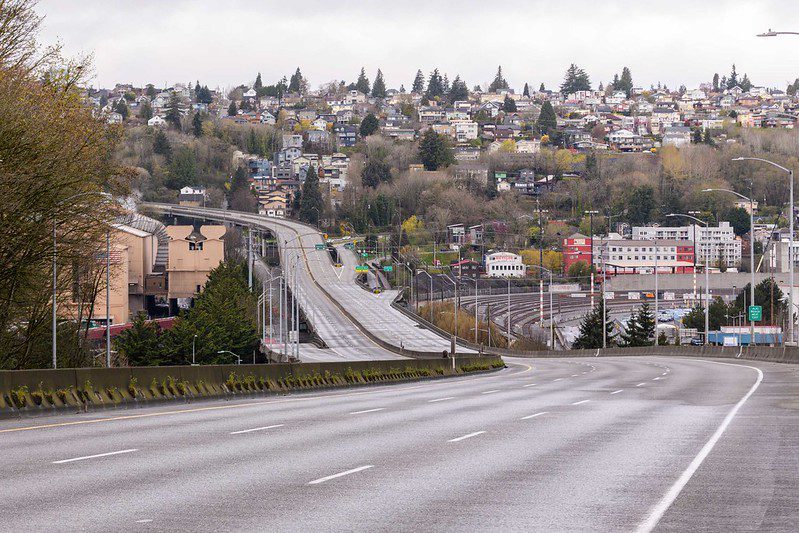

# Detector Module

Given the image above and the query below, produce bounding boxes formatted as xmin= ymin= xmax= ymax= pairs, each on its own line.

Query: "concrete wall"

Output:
xmin=606 ymin=272 xmax=791 ymax=292
xmin=501 ymin=345 xmax=799 ymax=364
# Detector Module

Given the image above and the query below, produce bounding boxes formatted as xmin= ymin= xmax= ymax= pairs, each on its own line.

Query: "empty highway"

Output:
xmin=2 ymin=355 xmax=797 ymax=531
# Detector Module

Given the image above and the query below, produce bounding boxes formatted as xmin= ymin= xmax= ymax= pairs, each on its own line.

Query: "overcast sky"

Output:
xmin=37 ymin=0 xmax=799 ymax=92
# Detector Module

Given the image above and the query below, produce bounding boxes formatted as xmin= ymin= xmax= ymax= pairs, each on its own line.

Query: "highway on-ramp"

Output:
xmin=2 ymin=355 xmax=797 ymax=531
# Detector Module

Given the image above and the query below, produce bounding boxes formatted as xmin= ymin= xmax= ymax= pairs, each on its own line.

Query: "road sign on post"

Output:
xmin=383 ymin=265 xmax=393 ymax=272
xmin=748 ymin=305 xmax=762 ymax=322
xmin=314 ymin=244 xmax=325 ymax=250
xmin=355 ymin=265 xmax=369 ymax=272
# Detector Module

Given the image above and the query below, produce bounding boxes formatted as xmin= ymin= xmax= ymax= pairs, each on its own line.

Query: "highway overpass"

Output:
xmin=144 ymin=204 xmax=470 ymax=361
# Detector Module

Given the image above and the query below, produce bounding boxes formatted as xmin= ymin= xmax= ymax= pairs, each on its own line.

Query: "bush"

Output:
xmin=10 ymin=385 xmax=29 ymax=408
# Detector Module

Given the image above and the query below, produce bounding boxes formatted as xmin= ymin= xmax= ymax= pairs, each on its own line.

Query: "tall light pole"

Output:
xmin=105 ymin=229 xmax=111 ymax=367
xmin=528 ymin=265 xmax=555 ymax=349
xmin=192 ymin=334 xmax=198 ymax=365
xmin=418 ymin=270 xmax=434 ymax=322
xmin=51 ymin=190 xmax=112 ymax=369
xmin=217 ymin=350 xmax=241 ymax=365
xmin=703 ymin=187 xmax=757 ymax=346
xmin=669 ymin=213 xmax=710 ymax=344
xmin=757 ymin=29 xmax=799 ymax=37
xmin=585 ymin=210 xmax=599 ymax=308
xmin=732 ymin=157 xmax=794 ymax=344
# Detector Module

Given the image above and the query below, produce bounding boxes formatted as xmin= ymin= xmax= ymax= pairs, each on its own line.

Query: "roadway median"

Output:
xmin=0 ymin=356 xmax=505 ymax=419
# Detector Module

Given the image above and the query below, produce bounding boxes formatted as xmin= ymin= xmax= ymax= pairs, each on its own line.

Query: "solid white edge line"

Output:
xmin=308 ymin=465 xmax=374 ymax=485
xmin=448 ymin=431 xmax=486 ymax=443
xmin=428 ymin=397 xmax=455 ymax=403
xmin=230 ymin=424 xmax=284 ymax=435
xmin=635 ymin=360 xmax=764 ymax=533
xmin=521 ymin=411 xmax=548 ymax=420
xmin=610 ymin=389 xmax=624 ymax=395
xmin=523 ymin=383 xmax=537 ymax=388
xmin=571 ymin=399 xmax=591 ymax=405
xmin=52 ymin=448 xmax=138 ymax=464
xmin=481 ymin=390 xmax=500 ymax=394
xmin=636 ymin=383 xmax=646 ymax=387
xmin=349 ymin=408 xmax=385 ymax=415
xmin=552 ymin=378 xmax=563 ymax=382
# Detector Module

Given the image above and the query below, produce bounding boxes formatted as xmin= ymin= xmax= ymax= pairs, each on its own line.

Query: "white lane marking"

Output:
xmin=523 ymin=383 xmax=537 ymax=388
xmin=349 ymin=408 xmax=385 ymax=415
xmin=52 ymin=449 xmax=138 ymax=464
xmin=448 ymin=431 xmax=486 ymax=443
xmin=521 ymin=411 xmax=548 ymax=420
xmin=135 ymin=519 xmax=153 ymax=524
xmin=653 ymin=377 xmax=661 ymax=381
xmin=610 ymin=389 xmax=624 ymax=395
xmin=308 ymin=465 xmax=374 ymax=485
xmin=636 ymin=361 xmax=764 ymax=533
xmin=571 ymin=374 xmax=579 ymax=377
xmin=428 ymin=397 xmax=455 ymax=403
xmin=571 ymin=399 xmax=591 ymax=405
xmin=230 ymin=424 xmax=284 ymax=435
xmin=481 ymin=389 xmax=500 ymax=395
xmin=552 ymin=378 xmax=563 ymax=382
xmin=661 ymin=372 xmax=667 ymax=376
xmin=636 ymin=383 xmax=646 ymax=387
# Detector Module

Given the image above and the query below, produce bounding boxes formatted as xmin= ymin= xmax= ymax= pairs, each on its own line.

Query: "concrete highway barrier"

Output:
xmin=0 ymin=356 xmax=505 ymax=418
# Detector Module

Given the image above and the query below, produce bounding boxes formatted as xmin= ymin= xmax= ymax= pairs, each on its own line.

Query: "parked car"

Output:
xmin=689 ymin=336 xmax=703 ymax=346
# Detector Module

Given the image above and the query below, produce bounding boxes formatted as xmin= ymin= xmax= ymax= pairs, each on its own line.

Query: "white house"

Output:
xmin=147 ymin=115 xmax=167 ymax=127
xmin=485 ymin=252 xmax=526 ymax=278
xmin=454 ymin=121 xmax=478 ymax=142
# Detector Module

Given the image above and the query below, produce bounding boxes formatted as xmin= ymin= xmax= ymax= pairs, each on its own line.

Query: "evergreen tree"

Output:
xmin=727 ymin=64 xmax=739 ymax=89
xmin=692 ymin=127 xmax=703 ymax=144
xmin=584 ymin=152 xmax=600 ymax=180
xmin=412 ymin=69 xmax=425 ymax=93
xmin=740 ymin=73 xmax=752 ymax=92
xmin=229 ymin=165 xmax=250 ymax=196
xmin=153 ymin=129 xmax=171 ymax=159
xmin=418 ymin=129 xmax=454 ymax=171
xmin=299 ymin=165 xmax=323 ymax=225
xmin=114 ymin=99 xmax=128 ymax=119
xmin=359 ymin=113 xmax=379 ymax=136
xmin=114 ymin=312 xmax=165 ymax=366
xmin=448 ymin=75 xmax=468 ymax=102
xmin=536 ymin=100 xmax=557 ymax=135
xmin=627 ymin=185 xmax=656 ymax=225
xmin=730 ymin=278 xmax=787 ymax=324
xmin=425 ymin=68 xmax=445 ymax=99
xmin=488 ymin=65 xmax=509 ymax=92
xmin=560 ymin=63 xmax=591 ymax=95
xmin=572 ymin=301 xmax=614 ymax=349
xmin=192 ymin=112 xmax=203 ymax=137
xmin=288 ymin=67 xmax=303 ymax=93
xmin=165 ymin=92 xmax=183 ymax=130
xmin=502 ymin=94 xmax=517 ymax=112
xmin=712 ymin=73 xmax=720 ymax=92
xmin=539 ymin=82 xmax=545 ymax=92
xmin=361 ymin=158 xmax=392 ymax=188
xmin=621 ymin=303 xmax=655 ymax=347
xmin=139 ymin=100 xmax=153 ymax=121
xmin=146 ymin=84 xmax=157 ymax=98
xmin=228 ymin=101 xmax=237 ymax=116
xmin=355 ymin=67 xmax=370 ymax=94
xmin=618 ymin=67 xmax=633 ymax=97
xmin=371 ymin=69 xmax=387 ymax=98
xmin=611 ymin=73 xmax=620 ymax=90
xmin=523 ymin=82 xmax=530 ymax=97
xmin=167 ymin=146 xmax=197 ymax=189
xmin=254 ymin=72 xmax=263 ymax=90
xmin=399 ymin=84 xmax=406 ymax=93
xmin=788 ymin=78 xmax=799 ymax=96
xmin=164 ymin=261 xmax=259 ymax=364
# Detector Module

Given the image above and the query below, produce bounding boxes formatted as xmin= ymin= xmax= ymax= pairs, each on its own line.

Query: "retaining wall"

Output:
xmin=0 ymin=356 xmax=504 ymax=418
xmin=502 ymin=345 xmax=799 ymax=364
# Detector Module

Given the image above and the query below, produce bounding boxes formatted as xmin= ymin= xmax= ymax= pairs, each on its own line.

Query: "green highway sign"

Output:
xmin=344 ymin=243 xmax=354 ymax=250
xmin=383 ymin=265 xmax=393 ymax=272
xmin=361 ymin=252 xmax=369 ymax=258
xmin=748 ymin=305 xmax=762 ymax=322
xmin=355 ymin=265 xmax=369 ymax=272
xmin=314 ymin=244 xmax=325 ymax=250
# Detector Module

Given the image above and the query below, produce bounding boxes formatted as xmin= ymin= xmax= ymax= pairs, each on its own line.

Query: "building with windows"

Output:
xmin=632 ymin=222 xmax=741 ymax=268
xmin=596 ymin=238 xmax=694 ymax=274
xmin=563 ymin=233 xmax=593 ymax=271
xmin=166 ymin=225 xmax=226 ymax=299
xmin=484 ymin=252 xmax=526 ymax=278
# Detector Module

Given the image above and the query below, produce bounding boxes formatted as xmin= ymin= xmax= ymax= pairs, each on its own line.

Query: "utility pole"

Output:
xmin=106 ymin=229 xmax=111 ymax=367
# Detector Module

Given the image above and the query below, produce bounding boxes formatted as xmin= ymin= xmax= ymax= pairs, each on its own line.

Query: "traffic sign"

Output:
xmin=314 ymin=244 xmax=325 ymax=250
xmin=383 ymin=265 xmax=393 ymax=272
xmin=748 ymin=305 xmax=762 ymax=322
xmin=361 ymin=252 xmax=369 ymax=257
xmin=355 ymin=265 xmax=369 ymax=272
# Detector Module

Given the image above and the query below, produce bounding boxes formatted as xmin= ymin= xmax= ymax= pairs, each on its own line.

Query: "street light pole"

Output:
xmin=668 ymin=213 xmax=710 ymax=344
xmin=192 ymin=334 xmax=197 ymax=365
xmin=732 ymin=157 xmax=794 ymax=344
xmin=106 ymin=229 xmax=111 ymax=367
xmin=585 ymin=210 xmax=599 ymax=308
xmin=702 ymin=187 xmax=757 ymax=346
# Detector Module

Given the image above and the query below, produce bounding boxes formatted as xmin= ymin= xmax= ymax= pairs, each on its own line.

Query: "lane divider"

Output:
xmin=308 ymin=465 xmax=374 ymax=485
xmin=52 ymin=448 xmax=137 ymax=464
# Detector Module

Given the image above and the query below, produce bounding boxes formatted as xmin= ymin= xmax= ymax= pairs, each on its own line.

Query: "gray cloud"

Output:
xmin=37 ymin=0 xmax=799 ymax=91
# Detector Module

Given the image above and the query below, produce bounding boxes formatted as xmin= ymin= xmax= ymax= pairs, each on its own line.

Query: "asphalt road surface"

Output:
xmin=2 ymin=356 xmax=797 ymax=531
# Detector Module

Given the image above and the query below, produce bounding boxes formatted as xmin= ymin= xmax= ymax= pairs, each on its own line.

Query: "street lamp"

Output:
xmin=527 ymin=265 xmax=555 ymax=349
xmin=51 ymin=190 xmax=112 ymax=369
xmin=668 ymin=213 xmax=710 ymax=344
xmin=757 ymin=29 xmax=799 ymax=37
xmin=192 ymin=334 xmax=198 ymax=365
xmin=418 ymin=270 xmax=435 ymax=323
xmin=218 ymin=350 xmax=242 ymax=365
xmin=732 ymin=156 xmax=794 ymax=344
xmin=585 ymin=210 xmax=600 ymax=308
xmin=702 ymin=187 xmax=757 ymax=346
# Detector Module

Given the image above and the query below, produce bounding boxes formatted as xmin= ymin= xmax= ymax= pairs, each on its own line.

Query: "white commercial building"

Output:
xmin=632 ymin=222 xmax=741 ymax=268
xmin=485 ymin=252 xmax=526 ymax=278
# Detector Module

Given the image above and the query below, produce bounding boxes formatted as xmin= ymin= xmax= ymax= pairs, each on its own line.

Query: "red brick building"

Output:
xmin=563 ymin=233 xmax=593 ymax=271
